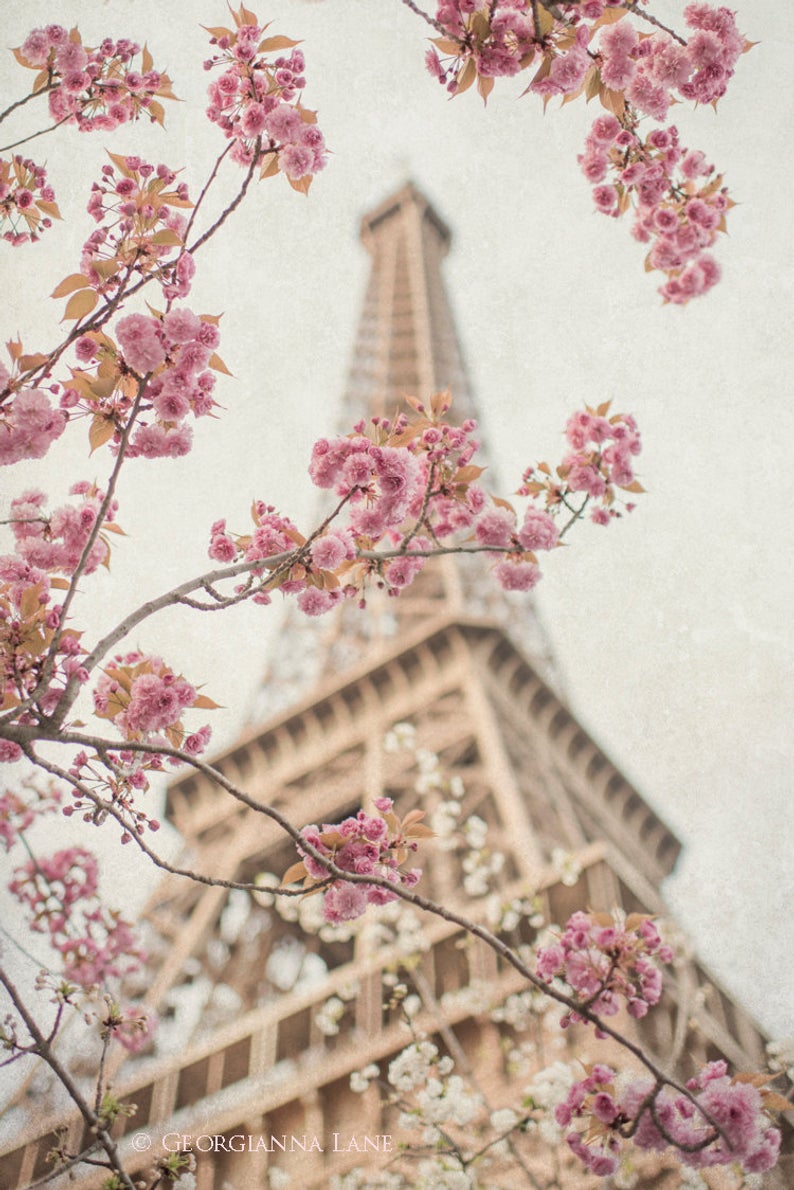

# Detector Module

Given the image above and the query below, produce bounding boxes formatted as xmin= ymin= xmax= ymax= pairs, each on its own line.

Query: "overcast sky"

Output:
xmin=1 ymin=0 xmax=792 ymax=1046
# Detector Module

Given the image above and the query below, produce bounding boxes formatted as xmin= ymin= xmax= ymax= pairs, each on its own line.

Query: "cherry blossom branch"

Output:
xmin=13 ymin=143 xmax=259 ymax=397
xmin=408 ymin=965 xmax=544 ymax=1187
xmin=557 ymin=495 xmax=589 ymax=539
xmin=182 ymin=143 xmax=234 ymax=245
xmin=61 ymin=489 xmax=353 ymax=694
xmin=399 ymin=0 xmax=450 ymax=37
xmin=622 ymin=1 xmax=687 ymax=46
xmin=28 ymin=747 xmax=328 ymax=898
xmin=24 ymin=1146 xmax=110 ymax=1190
xmin=36 ymin=379 xmax=150 ymax=722
xmin=187 ymin=137 xmax=261 ymax=256
xmin=0 ymin=114 xmax=72 ymax=155
xmin=0 ymin=530 xmax=572 ymax=737
xmin=0 ymin=967 xmax=138 ymax=1190
xmin=18 ymin=727 xmax=730 ymax=1149
xmin=0 ymin=84 xmax=55 ymax=125
xmin=17 ymin=255 xmax=144 ymax=392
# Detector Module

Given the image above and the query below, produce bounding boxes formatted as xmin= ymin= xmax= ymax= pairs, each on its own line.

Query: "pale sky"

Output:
xmin=1 ymin=0 xmax=792 ymax=1051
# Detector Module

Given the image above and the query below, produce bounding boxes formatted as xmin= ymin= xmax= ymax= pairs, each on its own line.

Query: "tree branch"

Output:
xmin=0 ymin=967 xmax=138 ymax=1190
xmin=20 ymin=728 xmax=731 ymax=1149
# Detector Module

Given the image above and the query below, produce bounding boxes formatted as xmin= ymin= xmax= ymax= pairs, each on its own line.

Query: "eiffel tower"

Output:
xmin=1 ymin=184 xmax=791 ymax=1190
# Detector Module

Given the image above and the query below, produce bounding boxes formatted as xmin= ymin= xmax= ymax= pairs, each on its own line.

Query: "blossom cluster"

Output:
xmin=0 ymin=484 xmax=122 ymax=714
xmin=598 ymin=4 xmax=745 ymax=116
xmin=209 ymin=501 xmax=309 ymax=610
xmin=520 ymin=403 xmax=642 ymax=527
xmin=209 ymin=396 xmax=643 ymax=614
xmin=0 ymin=781 xmax=60 ymax=849
xmin=0 ymin=571 xmax=83 ymax=718
xmin=4 ymin=484 xmax=117 ymax=578
xmin=428 ymin=2 xmax=539 ymax=91
xmin=106 ymin=1003 xmax=157 ymax=1054
xmin=93 ymin=651 xmax=213 ymax=747
xmin=0 ymin=155 xmax=60 ymax=246
xmin=352 ymin=1038 xmax=580 ymax=1182
xmin=15 ymin=25 xmax=175 ymax=133
xmin=429 ymin=4 xmax=746 ymax=111
xmin=203 ymin=6 xmax=327 ymax=183
xmin=283 ymin=797 xmax=433 ymax=924
xmin=9 ymin=844 xmax=145 ymax=989
xmin=535 ymin=910 xmax=673 ymax=1027
xmin=121 ymin=307 xmax=221 ymax=458
xmin=557 ymin=1059 xmax=782 ymax=1178
xmin=0 ymin=374 xmax=67 ymax=467
xmin=70 ymin=153 xmax=193 ymax=310
xmin=581 ymin=116 xmax=728 ymax=302
xmin=308 ymin=394 xmax=548 ymax=597
xmin=424 ymin=4 xmax=748 ymax=301
xmin=63 ymin=745 xmax=174 ymax=841
xmin=63 ymin=304 xmax=221 ymax=459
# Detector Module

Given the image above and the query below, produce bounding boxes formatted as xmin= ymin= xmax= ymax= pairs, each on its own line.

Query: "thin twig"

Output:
xmin=0 ymin=114 xmax=72 ymax=154
xmin=19 ymin=727 xmax=732 ymax=1150
xmin=39 ymin=379 xmax=150 ymax=724
xmin=0 ymin=85 xmax=54 ymax=127
xmin=622 ymin=1 xmax=687 ymax=46
xmin=399 ymin=0 xmax=450 ymax=37
xmin=0 ymin=966 xmax=138 ymax=1190
xmin=188 ymin=138 xmax=260 ymax=256
xmin=183 ymin=143 xmax=233 ymax=244
xmin=21 ymin=751 xmax=328 ymax=899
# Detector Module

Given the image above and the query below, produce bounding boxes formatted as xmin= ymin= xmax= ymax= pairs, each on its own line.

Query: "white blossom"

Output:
xmin=349 ymin=1061 xmax=380 ymax=1093
xmin=489 ymin=1106 xmax=519 ymax=1132
xmin=388 ymin=1041 xmax=438 ymax=1091
xmin=491 ymin=990 xmax=538 ymax=1031
xmin=384 ymin=721 xmax=416 ymax=753
xmin=430 ymin=799 xmax=462 ymax=847
xmin=463 ymin=814 xmax=488 ymax=849
xmin=767 ymin=1036 xmax=794 ymax=1081
xmin=550 ymin=847 xmax=582 ymax=887
xmin=612 ymin=1164 xmax=639 ymax=1190
xmin=252 ymin=871 xmax=279 ymax=905
xmin=416 ymin=1074 xmax=482 ymax=1126
xmin=403 ymin=994 xmax=421 ymax=1019
xmin=315 ymin=995 xmax=346 ymax=1036
xmin=440 ymin=981 xmax=491 ymax=1016
xmin=524 ymin=1060 xmax=577 ymax=1112
xmin=415 ymin=1160 xmax=474 ymax=1188
xmin=678 ymin=1169 xmax=709 ymax=1189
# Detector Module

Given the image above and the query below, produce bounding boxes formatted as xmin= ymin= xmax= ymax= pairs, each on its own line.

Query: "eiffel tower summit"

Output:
xmin=1 ymin=184 xmax=792 ymax=1190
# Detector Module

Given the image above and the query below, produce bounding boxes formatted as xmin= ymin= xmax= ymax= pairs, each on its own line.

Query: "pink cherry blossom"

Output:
xmin=518 ymin=509 xmax=559 ymax=551
xmin=116 ymin=313 xmax=166 ymax=374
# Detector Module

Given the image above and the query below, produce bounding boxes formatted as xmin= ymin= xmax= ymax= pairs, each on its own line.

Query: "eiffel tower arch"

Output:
xmin=1 ymin=185 xmax=791 ymax=1190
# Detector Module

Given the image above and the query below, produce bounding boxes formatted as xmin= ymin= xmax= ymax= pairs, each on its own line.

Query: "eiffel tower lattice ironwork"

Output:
xmin=1 ymin=184 xmax=791 ymax=1190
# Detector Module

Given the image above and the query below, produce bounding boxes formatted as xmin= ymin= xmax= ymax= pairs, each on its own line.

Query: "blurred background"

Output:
xmin=1 ymin=0 xmax=791 ymax=1045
